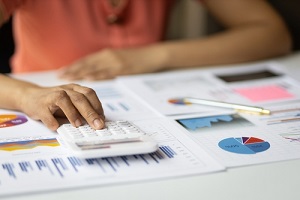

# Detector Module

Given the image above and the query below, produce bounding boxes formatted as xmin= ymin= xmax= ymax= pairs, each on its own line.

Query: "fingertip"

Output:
xmin=93 ymin=118 xmax=105 ymax=130
xmin=48 ymin=122 xmax=60 ymax=131
xmin=40 ymin=117 xmax=60 ymax=131
xmin=74 ymin=118 xmax=82 ymax=127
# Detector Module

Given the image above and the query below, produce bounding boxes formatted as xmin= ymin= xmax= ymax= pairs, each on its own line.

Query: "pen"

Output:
xmin=183 ymin=97 xmax=271 ymax=115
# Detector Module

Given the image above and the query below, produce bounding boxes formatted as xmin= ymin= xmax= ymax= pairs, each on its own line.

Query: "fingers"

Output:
xmin=66 ymin=84 xmax=103 ymax=113
xmin=58 ymin=62 xmax=92 ymax=80
xmin=39 ymin=109 xmax=61 ymax=131
xmin=58 ymin=54 xmax=99 ymax=80
xmin=30 ymin=91 xmax=80 ymax=131
xmin=63 ymin=84 xmax=105 ymax=116
xmin=64 ymin=68 xmax=115 ymax=81
xmin=52 ymin=90 xmax=84 ymax=126
xmin=36 ymin=90 xmax=86 ymax=131
xmin=45 ymin=85 xmax=105 ymax=130
xmin=18 ymin=84 xmax=105 ymax=131
xmin=80 ymin=70 xmax=116 ymax=81
xmin=58 ymin=49 xmax=126 ymax=80
xmin=59 ymin=84 xmax=105 ymax=129
xmin=59 ymin=66 xmax=116 ymax=81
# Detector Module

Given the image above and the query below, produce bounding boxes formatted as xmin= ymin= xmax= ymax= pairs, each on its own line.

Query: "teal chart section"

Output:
xmin=178 ymin=115 xmax=233 ymax=130
xmin=176 ymin=114 xmax=253 ymax=132
xmin=218 ymin=137 xmax=270 ymax=154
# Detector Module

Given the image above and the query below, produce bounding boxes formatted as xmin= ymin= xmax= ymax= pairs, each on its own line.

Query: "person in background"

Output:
xmin=0 ymin=0 xmax=292 ymax=130
xmin=0 ymin=0 xmax=292 ymax=81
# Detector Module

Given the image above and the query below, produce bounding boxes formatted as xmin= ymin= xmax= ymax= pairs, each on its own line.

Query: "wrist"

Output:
xmin=131 ymin=44 xmax=170 ymax=72
xmin=13 ymin=81 xmax=40 ymax=111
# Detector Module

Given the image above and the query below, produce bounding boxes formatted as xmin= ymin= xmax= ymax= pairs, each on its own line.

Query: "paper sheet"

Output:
xmin=0 ymin=82 xmax=224 ymax=196
xmin=117 ymin=62 xmax=300 ymax=116
xmin=118 ymin=62 xmax=300 ymax=167
xmin=3 ymin=61 xmax=300 ymax=196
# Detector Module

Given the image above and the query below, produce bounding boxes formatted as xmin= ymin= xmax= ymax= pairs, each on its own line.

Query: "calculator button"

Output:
xmin=57 ymin=120 xmax=158 ymax=158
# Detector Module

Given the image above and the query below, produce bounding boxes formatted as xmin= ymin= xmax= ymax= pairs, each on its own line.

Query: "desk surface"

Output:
xmin=5 ymin=52 xmax=300 ymax=200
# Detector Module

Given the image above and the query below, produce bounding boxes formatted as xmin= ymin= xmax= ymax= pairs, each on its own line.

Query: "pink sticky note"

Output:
xmin=234 ymin=85 xmax=294 ymax=102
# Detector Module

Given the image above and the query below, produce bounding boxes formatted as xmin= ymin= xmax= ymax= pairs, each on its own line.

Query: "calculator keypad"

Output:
xmin=59 ymin=121 xmax=144 ymax=145
xmin=57 ymin=120 xmax=158 ymax=158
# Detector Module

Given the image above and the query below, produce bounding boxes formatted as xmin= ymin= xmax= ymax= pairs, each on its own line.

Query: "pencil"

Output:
xmin=183 ymin=97 xmax=271 ymax=115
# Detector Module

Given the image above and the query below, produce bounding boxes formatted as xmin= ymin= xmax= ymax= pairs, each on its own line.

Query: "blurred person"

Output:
xmin=0 ymin=0 xmax=291 ymax=81
xmin=0 ymin=0 xmax=292 ymax=130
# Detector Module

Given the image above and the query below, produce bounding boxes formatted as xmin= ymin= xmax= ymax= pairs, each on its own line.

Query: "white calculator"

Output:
xmin=57 ymin=120 xmax=158 ymax=158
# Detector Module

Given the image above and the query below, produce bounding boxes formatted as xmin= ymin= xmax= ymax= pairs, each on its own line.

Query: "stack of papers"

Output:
xmin=1 ymin=62 xmax=300 ymax=196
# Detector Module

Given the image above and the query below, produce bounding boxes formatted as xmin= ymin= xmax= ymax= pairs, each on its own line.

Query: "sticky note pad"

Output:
xmin=234 ymin=85 xmax=294 ymax=102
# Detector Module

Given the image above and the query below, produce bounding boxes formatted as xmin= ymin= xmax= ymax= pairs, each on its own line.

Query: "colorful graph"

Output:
xmin=177 ymin=114 xmax=253 ymax=132
xmin=1 ymin=145 xmax=181 ymax=180
xmin=218 ymin=137 xmax=270 ymax=154
xmin=0 ymin=138 xmax=60 ymax=151
xmin=168 ymin=98 xmax=192 ymax=105
xmin=178 ymin=115 xmax=233 ymax=130
xmin=0 ymin=114 xmax=28 ymax=128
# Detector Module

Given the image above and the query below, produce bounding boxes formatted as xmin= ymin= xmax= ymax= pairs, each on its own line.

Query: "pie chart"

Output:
xmin=218 ymin=137 xmax=270 ymax=154
xmin=168 ymin=98 xmax=192 ymax=105
xmin=0 ymin=114 xmax=28 ymax=128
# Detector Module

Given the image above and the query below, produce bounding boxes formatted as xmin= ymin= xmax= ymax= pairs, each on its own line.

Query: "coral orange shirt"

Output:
xmin=0 ymin=0 xmax=175 ymax=73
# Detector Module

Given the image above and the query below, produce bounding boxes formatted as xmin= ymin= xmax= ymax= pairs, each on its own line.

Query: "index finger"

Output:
xmin=63 ymin=86 xmax=105 ymax=129
xmin=65 ymin=84 xmax=104 ymax=116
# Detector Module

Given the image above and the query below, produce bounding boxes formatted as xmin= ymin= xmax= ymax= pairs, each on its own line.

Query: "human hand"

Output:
xmin=58 ymin=47 xmax=167 ymax=81
xmin=19 ymin=83 xmax=105 ymax=131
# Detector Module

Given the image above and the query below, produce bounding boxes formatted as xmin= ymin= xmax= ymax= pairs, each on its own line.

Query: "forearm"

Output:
xmin=138 ymin=0 xmax=292 ymax=70
xmin=0 ymin=74 xmax=39 ymax=110
xmin=155 ymin=22 xmax=291 ymax=69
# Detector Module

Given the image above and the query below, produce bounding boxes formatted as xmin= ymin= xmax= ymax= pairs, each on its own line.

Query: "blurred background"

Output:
xmin=0 ymin=0 xmax=299 ymax=73
xmin=0 ymin=17 xmax=13 ymax=73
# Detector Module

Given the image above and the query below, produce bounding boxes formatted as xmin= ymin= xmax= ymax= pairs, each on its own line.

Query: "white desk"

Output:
xmin=5 ymin=52 xmax=300 ymax=200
